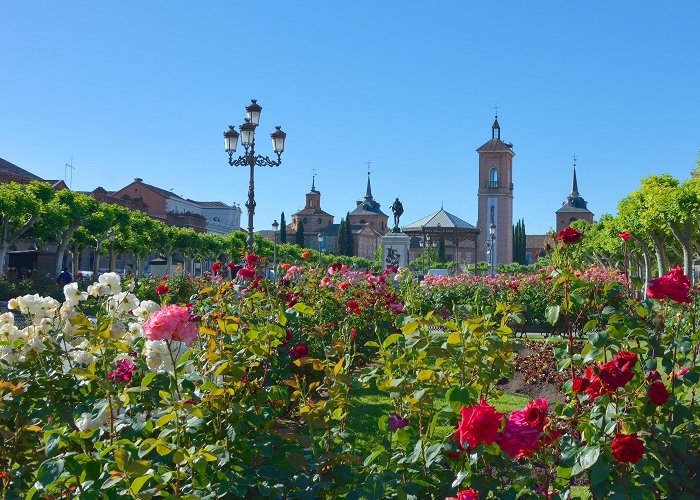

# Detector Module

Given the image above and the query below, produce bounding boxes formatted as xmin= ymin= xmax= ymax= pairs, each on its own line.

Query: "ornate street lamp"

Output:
xmin=107 ymin=231 xmax=117 ymax=272
xmin=317 ymin=233 xmax=323 ymax=267
xmin=489 ymin=222 xmax=496 ymax=276
xmin=272 ymin=220 xmax=279 ymax=283
xmin=223 ymin=99 xmax=286 ymax=253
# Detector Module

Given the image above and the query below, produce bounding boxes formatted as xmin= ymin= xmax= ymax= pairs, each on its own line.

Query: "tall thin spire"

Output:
xmin=365 ymin=167 xmax=373 ymax=200
xmin=571 ymin=155 xmax=579 ymax=196
xmin=311 ymin=170 xmax=318 ymax=193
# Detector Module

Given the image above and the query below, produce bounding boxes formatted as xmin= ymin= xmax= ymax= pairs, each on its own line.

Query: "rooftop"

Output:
xmin=403 ymin=208 xmax=476 ymax=231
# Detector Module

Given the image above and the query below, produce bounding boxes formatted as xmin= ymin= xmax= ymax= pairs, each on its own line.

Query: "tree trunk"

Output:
xmin=72 ymin=249 xmax=81 ymax=276
xmin=647 ymin=232 xmax=667 ymax=277
xmin=668 ymin=221 xmax=694 ymax=282
xmin=166 ymin=252 xmax=173 ymax=276
xmin=0 ymin=245 xmax=7 ymax=277
xmin=55 ymin=224 xmax=81 ymax=277
xmin=631 ymin=235 xmax=653 ymax=298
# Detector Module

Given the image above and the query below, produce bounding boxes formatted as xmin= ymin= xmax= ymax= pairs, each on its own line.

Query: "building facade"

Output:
xmin=476 ymin=118 xmax=515 ymax=266
xmin=289 ymin=178 xmax=336 ymax=249
xmin=111 ymin=178 xmax=241 ymax=234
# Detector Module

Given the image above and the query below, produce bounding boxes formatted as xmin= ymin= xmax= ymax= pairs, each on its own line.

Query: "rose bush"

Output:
xmin=0 ymin=250 xmax=697 ymax=498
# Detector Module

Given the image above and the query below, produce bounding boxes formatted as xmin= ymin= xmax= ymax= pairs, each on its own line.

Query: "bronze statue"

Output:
xmin=391 ymin=198 xmax=404 ymax=233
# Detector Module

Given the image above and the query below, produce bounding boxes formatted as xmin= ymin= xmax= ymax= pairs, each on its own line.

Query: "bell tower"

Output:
xmin=476 ymin=116 xmax=515 ymax=265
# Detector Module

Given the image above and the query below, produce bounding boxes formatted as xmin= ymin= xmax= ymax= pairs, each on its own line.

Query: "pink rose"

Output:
xmin=143 ymin=305 xmax=199 ymax=347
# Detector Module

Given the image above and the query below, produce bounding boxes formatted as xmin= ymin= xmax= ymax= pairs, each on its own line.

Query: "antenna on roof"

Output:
xmin=64 ymin=156 xmax=75 ymax=189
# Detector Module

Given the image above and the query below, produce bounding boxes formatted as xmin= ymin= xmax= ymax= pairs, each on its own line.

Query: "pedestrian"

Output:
xmin=56 ymin=268 xmax=73 ymax=287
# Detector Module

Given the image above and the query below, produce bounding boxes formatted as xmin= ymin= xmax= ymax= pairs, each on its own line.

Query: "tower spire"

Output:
xmin=365 ymin=165 xmax=373 ymax=200
xmin=311 ymin=169 xmax=318 ymax=193
xmin=571 ymin=155 xmax=579 ymax=196
xmin=491 ymin=109 xmax=501 ymax=140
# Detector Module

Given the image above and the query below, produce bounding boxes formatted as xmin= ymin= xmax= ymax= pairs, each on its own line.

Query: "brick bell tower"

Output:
xmin=476 ymin=116 xmax=515 ymax=265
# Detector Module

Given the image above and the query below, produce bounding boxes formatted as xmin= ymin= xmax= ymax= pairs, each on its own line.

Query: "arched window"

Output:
xmin=489 ymin=168 xmax=498 ymax=188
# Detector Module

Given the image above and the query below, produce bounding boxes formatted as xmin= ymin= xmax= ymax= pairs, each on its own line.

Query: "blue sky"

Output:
xmin=1 ymin=1 xmax=699 ymax=235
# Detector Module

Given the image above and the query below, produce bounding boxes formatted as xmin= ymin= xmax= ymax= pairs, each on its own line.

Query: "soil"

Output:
xmin=498 ymin=371 xmax=567 ymax=404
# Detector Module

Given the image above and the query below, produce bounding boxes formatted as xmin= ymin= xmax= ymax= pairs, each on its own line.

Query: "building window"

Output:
xmin=303 ymin=218 xmax=308 ymax=224
xmin=489 ymin=168 xmax=498 ymax=188
xmin=317 ymin=218 xmax=322 ymax=224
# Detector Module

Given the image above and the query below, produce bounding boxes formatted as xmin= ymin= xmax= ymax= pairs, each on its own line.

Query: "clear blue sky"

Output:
xmin=2 ymin=1 xmax=699 ymax=235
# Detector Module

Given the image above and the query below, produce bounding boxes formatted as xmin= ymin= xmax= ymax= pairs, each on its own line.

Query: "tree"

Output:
xmin=336 ymin=219 xmax=347 ymax=255
xmin=512 ymin=219 xmax=527 ymax=265
xmin=344 ymin=213 xmax=354 ymax=257
xmin=280 ymin=212 xmax=287 ymax=244
xmin=35 ymin=190 xmax=98 ymax=276
xmin=295 ymin=220 xmax=305 ymax=247
xmin=0 ymin=182 xmax=54 ymax=276
xmin=437 ymin=237 xmax=446 ymax=263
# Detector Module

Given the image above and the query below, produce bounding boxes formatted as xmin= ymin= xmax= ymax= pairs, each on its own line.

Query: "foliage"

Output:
xmin=280 ymin=212 xmax=287 ymax=244
xmin=295 ymin=219 xmax=305 ymax=247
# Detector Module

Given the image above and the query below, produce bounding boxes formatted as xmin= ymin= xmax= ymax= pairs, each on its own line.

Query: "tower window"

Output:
xmin=489 ymin=168 xmax=498 ymax=188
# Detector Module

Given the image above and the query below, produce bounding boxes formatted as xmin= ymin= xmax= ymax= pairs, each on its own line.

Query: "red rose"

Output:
xmin=556 ymin=227 xmax=583 ymax=244
xmin=301 ymin=251 xmax=311 ymax=260
xmin=610 ymin=433 xmax=644 ymax=464
xmin=646 ymin=370 xmax=661 ymax=382
xmin=456 ymin=399 xmax=504 ymax=449
xmin=227 ymin=261 xmax=236 ymax=270
xmin=619 ymin=231 xmax=632 ymax=241
xmin=572 ymin=376 xmax=590 ymax=394
xmin=350 ymin=327 xmax=358 ymax=340
xmin=598 ymin=351 xmax=637 ymax=391
xmin=281 ymin=263 xmax=292 ymax=270
xmin=584 ymin=366 xmax=606 ymax=400
xmin=290 ymin=343 xmax=309 ymax=360
xmin=246 ymin=253 xmax=259 ymax=267
xmin=237 ymin=267 xmax=256 ymax=280
xmin=446 ymin=489 xmax=479 ymax=500
xmin=211 ymin=262 xmax=222 ymax=273
xmin=647 ymin=266 xmax=691 ymax=304
xmin=155 ymin=284 xmax=169 ymax=295
xmin=648 ymin=381 xmax=669 ymax=405
xmin=522 ymin=398 xmax=548 ymax=431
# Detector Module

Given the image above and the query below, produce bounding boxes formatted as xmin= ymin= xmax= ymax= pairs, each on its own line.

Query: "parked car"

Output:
xmin=76 ymin=271 xmax=94 ymax=280
xmin=426 ymin=268 xmax=450 ymax=277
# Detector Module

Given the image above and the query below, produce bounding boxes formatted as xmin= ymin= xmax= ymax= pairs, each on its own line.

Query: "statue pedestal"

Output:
xmin=381 ymin=232 xmax=410 ymax=270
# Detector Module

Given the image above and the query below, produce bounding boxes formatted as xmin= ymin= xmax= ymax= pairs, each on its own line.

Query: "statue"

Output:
xmin=391 ymin=198 xmax=404 ymax=233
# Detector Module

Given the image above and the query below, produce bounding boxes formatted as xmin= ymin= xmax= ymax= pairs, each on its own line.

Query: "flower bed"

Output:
xmin=0 ymin=254 xmax=698 ymax=498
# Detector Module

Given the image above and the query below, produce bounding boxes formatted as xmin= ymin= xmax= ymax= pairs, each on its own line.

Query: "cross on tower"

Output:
xmin=572 ymin=154 xmax=577 ymax=168
xmin=367 ymin=160 xmax=371 ymax=176
xmin=494 ymin=104 xmax=499 ymax=118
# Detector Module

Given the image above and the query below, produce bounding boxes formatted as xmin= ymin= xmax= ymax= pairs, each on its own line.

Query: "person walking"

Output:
xmin=56 ymin=268 xmax=73 ymax=287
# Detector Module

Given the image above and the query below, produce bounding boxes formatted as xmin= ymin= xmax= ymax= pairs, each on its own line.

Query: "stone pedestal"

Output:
xmin=381 ymin=232 xmax=410 ymax=270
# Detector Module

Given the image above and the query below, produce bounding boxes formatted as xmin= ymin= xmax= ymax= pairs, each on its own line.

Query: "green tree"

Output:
xmin=280 ymin=212 xmax=287 ymax=244
xmin=437 ymin=237 xmax=446 ymax=263
xmin=34 ymin=190 xmax=98 ymax=276
xmin=336 ymin=219 xmax=347 ymax=255
xmin=0 ymin=181 xmax=54 ymax=276
xmin=295 ymin=220 xmax=305 ymax=247
xmin=344 ymin=213 xmax=354 ymax=257
xmin=512 ymin=219 xmax=527 ymax=265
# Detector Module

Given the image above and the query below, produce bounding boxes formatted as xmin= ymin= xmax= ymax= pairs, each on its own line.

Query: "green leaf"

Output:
xmin=36 ymin=458 xmax=64 ymax=486
xmin=401 ymin=321 xmax=419 ymax=334
xmin=115 ymin=448 xmax=129 ymax=472
xmin=588 ymin=331 xmax=608 ymax=348
xmin=446 ymin=331 xmax=461 ymax=345
xmin=545 ymin=305 xmax=560 ymax=326
xmin=578 ymin=445 xmax=601 ymax=471
xmin=140 ymin=372 xmax=157 ymax=388
xmin=382 ymin=333 xmax=402 ymax=349
xmin=292 ymin=303 xmax=314 ymax=315
xmin=156 ymin=412 xmax=176 ymax=428
xmin=583 ymin=319 xmax=598 ymax=333
xmin=130 ymin=474 xmax=153 ymax=495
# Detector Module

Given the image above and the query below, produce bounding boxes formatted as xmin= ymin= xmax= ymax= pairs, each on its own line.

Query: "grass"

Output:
xmin=347 ymin=386 xmax=591 ymax=499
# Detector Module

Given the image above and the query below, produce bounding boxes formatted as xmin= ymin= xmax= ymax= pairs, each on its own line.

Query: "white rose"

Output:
xmin=133 ymin=300 xmax=160 ymax=320
xmin=63 ymin=282 xmax=88 ymax=306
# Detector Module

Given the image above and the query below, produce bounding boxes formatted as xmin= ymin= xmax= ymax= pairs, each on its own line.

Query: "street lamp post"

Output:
xmin=108 ymin=231 xmax=116 ymax=272
xmin=426 ymin=234 xmax=432 ymax=272
xmin=272 ymin=220 xmax=279 ymax=283
xmin=224 ymin=99 xmax=287 ymax=253
xmin=317 ymin=233 xmax=323 ymax=268
xmin=489 ymin=223 xmax=496 ymax=276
